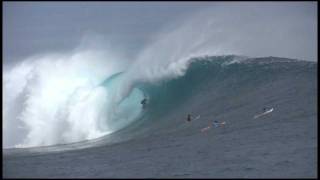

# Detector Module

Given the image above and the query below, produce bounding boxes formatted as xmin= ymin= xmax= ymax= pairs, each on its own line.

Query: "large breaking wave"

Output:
xmin=3 ymin=3 xmax=316 ymax=148
xmin=4 ymin=53 xmax=315 ymax=149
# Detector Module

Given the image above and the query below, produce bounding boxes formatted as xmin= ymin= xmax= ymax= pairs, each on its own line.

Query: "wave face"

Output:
xmin=116 ymin=55 xmax=316 ymax=140
xmin=3 ymin=54 xmax=316 ymax=149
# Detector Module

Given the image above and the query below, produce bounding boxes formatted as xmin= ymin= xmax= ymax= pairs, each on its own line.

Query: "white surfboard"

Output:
xmin=194 ymin=115 xmax=201 ymax=120
xmin=253 ymin=108 xmax=274 ymax=119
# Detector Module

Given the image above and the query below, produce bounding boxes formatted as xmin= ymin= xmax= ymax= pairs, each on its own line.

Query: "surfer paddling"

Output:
xmin=201 ymin=120 xmax=226 ymax=132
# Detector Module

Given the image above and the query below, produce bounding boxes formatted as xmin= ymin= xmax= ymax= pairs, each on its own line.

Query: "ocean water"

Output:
xmin=3 ymin=55 xmax=317 ymax=178
xmin=4 ymin=55 xmax=317 ymax=148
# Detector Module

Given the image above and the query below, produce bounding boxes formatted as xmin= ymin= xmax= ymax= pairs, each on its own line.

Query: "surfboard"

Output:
xmin=253 ymin=108 xmax=274 ymax=119
xmin=194 ymin=115 xmax=201 ymax=120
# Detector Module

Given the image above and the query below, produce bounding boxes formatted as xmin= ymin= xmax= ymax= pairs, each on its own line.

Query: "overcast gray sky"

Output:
xmin=3 ymin=2 xmax=210 ymax=64
xmin=3 ymin=1 xmax=317 ymax=65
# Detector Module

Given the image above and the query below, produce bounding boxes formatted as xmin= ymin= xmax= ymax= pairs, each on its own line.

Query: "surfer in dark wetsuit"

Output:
xmin=212 ymin=120 xmax=219 ymax=128
xmin=187 ymin=114 xmax=192 ymax=122
xmin=141 ymin=98 xmax=147 ymax=109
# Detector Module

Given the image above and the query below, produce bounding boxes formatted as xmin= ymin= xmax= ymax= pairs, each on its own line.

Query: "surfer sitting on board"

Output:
xmin=186 ymin=114 xmax=200 ymax=122
xmin=263 ymin=107 xmax=268 ymax=112
xmin=187 ymin=114 xmax=192 ymax=122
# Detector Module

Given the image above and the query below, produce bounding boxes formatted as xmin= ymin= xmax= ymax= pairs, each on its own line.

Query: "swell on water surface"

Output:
xmin=3 ymin=54 xmax=316 ymax=152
